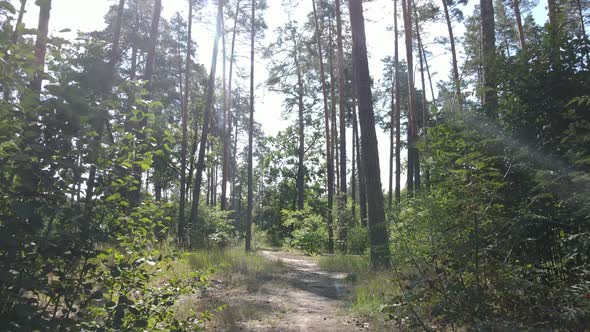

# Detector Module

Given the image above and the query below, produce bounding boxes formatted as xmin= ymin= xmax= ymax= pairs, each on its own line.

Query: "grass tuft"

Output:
xmin=318 ymin=254 xmax=369 ymax=274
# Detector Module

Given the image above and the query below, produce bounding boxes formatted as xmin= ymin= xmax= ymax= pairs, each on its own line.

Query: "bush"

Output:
xmin=282 ymin=206 xmax=328 ymax=255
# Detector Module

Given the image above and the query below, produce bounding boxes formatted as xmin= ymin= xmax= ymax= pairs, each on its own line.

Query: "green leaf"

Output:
xmin=0 ymin=1 xmax=16 ymax=14
xmin=134 ymin=319 xmax=148 ymax=328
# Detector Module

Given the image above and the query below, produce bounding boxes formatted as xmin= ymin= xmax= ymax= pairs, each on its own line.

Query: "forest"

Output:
xmin=0 ymin=0 xmax=589 ymax=330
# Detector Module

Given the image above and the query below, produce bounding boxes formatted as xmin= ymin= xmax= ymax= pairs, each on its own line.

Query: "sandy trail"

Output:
xmin=206 ymin=250 xmax=366 ymax=331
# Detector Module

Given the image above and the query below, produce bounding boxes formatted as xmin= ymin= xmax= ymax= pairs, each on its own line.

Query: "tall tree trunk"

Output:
xmin=328 ymin=17 xmax=339 ymax=198
xmin=245 ymin=0 xmax=255 ymax=252
xmin=3 ymin=0 xmax=28 ymax=101
xmin=84 ymin=0 xmax=125 ymax=218
xmin=402 ymin=0 xmax=417 ymax=196
xmin=31 ymin=0 xmax=52 ymax=95
xmin=129 ymin=0 xmax=162 ymax=207
xmin=352 ymin=91 xmax=367 ymax=227
xmin=221 ymin=4 xmax=228 ymax=210
xmin=190 ymin=0 xmax=224 ymax=243
xmin=294 ymin=35 xmax=306 ymax=211
xmin=511 ymin=0 xmax=526 ymax=48
xmin=442 ymin=0 xmax=462 ymax=112
xmin=335 ymin=0 xmax=348 ymax=252
xmin=179 ymin=0 xmax=193 ymax=244
xmin=388 ymin=58 xmax=394 ymax=208
xmin=226 ymin=2 xmax=240 ymax=211
xmin=312 ymin=0 xmax=334 ymax=253
xmin=575 ymin=0 xmax=586 ymax=38
xmin=394 ymin=0 xmax=402 ymax=204
xmin=415 ymin=11 xmax=430 ymax=191
xmin=481 ymin=0 xmax=498 ymax=116
xmin=349 ymin=0 xmax=391 ymax=270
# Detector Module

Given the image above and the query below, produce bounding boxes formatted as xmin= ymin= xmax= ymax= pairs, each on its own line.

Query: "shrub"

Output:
xmin=282 ymin=206 xmax=328 ymax=255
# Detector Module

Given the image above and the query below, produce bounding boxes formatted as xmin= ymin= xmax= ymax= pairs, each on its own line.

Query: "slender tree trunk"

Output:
xmin=575 ymin=0 xmax=587 ymax=38
xmin=129 ymin=0 xmax=161 ymax=206
xmin=312 ymin=0 xmax=334 ymax=253
xmin=442 ymin=0 xmax=462 ymax=112
xmin=328 ymin=17 xmax=339 ymax=198
xmin=245 ymin=0 xmax=255 ymax=252
xmin=415 ymin=13 xmax=430 ymax=191
xmin=481 ymin=0 xmax=498 ymax=116
xmin=394 ymin=0 xmax=402 ymax=204
xmin=190 ymin=0 xmax=224 ymax=242
xmin=84 ymin=0 xmax=125 ymax=216
xmin=232 ymin=96 xmax=239 ymax=210
xmin=388 ymin=61 xmax=394 ymax=208
xmin=352 ymin=92 xmax=367 ymax=227
xmin=422 ymin=45 xmax=437 ymax=110
xmin=402 ymin=0 xmax=417 ymax=196
xmin=291 ymin=32 xmax=306 ymax=211
xmin=511 ymin=0 xmax=526 ymax=48
xmin=335 ymin=0 xmax=348 ymax=253
xmin=31 ymin=0 xmax=52 ymax=95
xmin=226 ymin=2 xmax=240 ymax=211
xmin=349 ymin=0 xmax=391 ymax=270
xmin=351 ymin=96 xmax=357 ymax=225
xmin=3 ymin=0 xmax=27 ymax=101
xmin=221 ymin=4 xmax=228 ymax=210
xmin=179 ymin=0 xmax=193 ymax=244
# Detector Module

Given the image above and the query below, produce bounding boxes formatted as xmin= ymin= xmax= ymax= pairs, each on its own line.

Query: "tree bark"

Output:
xmin=190 ymin=0 xmax=224 ymax=244
xmin=31 ymin=0 xmax=52 ymax=95
xmin=480 ymin=0 xmax=498 ymax=116
xmin=245 ymin=0 xmax=255 ymax=252
xmin=349 ymin=0 xmax=391 ymax=270
xmin=352 ymin=91 xmax=367 ymax=227
xmin=311 ymin=0 xmax=335 ymax=253
xmin=442 ymin=0 xmax=462 ymax=112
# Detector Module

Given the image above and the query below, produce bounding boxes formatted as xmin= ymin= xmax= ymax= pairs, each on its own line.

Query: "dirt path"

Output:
xmin=205 ymin=250 xmax=367 ymax=331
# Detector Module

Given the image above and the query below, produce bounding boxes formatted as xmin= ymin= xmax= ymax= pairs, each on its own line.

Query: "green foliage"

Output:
xmin=282 ymin=206 xmax=328 ymax=255
xmin=347 ymin=225 xmax=368 ymax=255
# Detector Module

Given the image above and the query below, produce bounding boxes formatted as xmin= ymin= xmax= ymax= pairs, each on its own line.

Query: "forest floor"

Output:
xmin=200 ymin=249 xmax=372 ymax=331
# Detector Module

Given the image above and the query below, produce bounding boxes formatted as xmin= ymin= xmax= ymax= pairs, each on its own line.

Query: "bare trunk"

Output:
xmin=442 ymin=0 xmax=462 ymax=112
xmin=402 ymin=0 xmax=417 ymax=196
xmin=293 ymin=35 xmax=306 ymax=211
xmin=31 ymin=0 xmax=52 ymax=95
xmin=226 ymin=2 xmax=240 ymax=211
xmin=415 ymin=12 xmax=430 ymax=191
xmin=481 ymin=0 xmax=498 ymax=116
xmin=84 ymin=0 xmax=125 ymax=218
xmin=352 ymin=92 xmax=367 ymax=227
xmin=576 ymin=0 xmax=587 ymax=38
xmin=312 ymin=0 xmax=334 ymax=253
xmin=179 ymin=0 xmax=193 ymax=244
xmin=349 ymin=0 xmax=391 ymax=270
xmin=335 ymin=0 xmax=348 ymax=252
xmin=394 ymin=0 xmax=402 ymax=204
xmin=328 ymin=17 xmax=339 ymax=198
xmin=511 ymin=0 xmax=526 ymax=48
xmin=190 ymin=0 xmax=224 ymax=244
xmin=245 ymin=0 xmax=255 ymax=252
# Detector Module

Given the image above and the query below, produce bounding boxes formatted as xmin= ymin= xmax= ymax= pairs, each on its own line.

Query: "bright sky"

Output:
xmin=18 ymin=0 xmax=548 ymax=190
